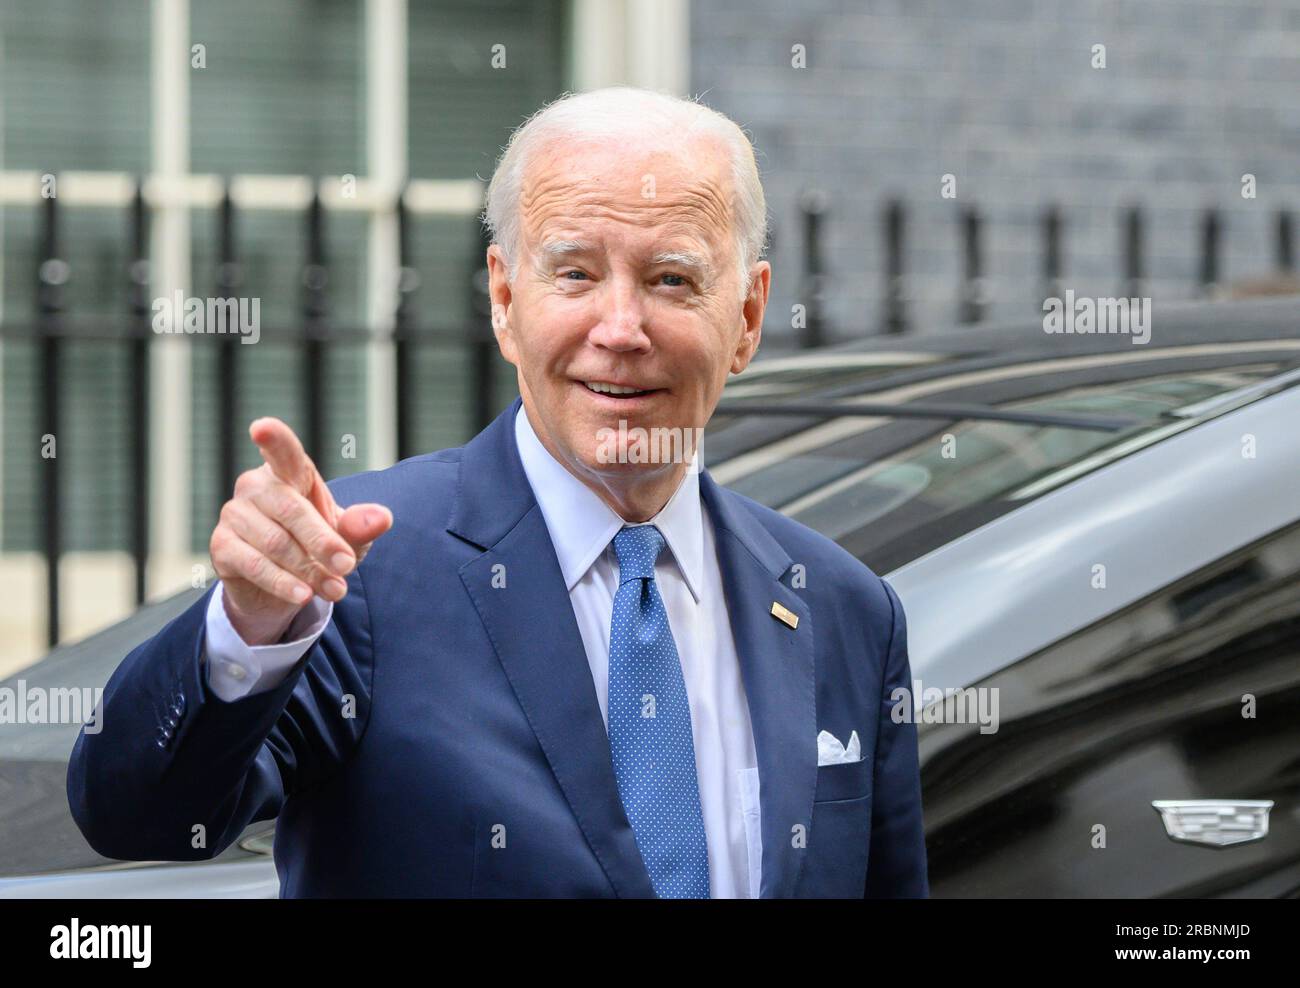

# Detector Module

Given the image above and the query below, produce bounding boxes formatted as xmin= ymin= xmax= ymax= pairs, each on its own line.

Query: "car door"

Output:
xmin=919 ymin=520 xmax=1300 ymax=897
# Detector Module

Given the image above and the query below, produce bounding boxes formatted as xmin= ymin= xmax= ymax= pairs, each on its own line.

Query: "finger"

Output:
xmin=304 ymin=469 xmax=341 ymax=529
xmin=249 ymin=417 xmax=321 ymax=498
xmin=336 ymin=503 xmax=394 ymax=558
xmin=222 ymin=500 xmax=348 ymax=601
xmin=213 ymin=532 xmax=313 ymax=606
xmin=249 ymin=481 xmax=356 ymax=577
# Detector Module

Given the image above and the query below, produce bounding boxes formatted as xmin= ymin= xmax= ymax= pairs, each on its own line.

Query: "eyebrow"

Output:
xmin=650 ymin=250 xmax=712 ymax=270
xmin=650 ymin=250 xmax=712 ymax=279
xmin=535 ymin=240 xmax=713 ymax=280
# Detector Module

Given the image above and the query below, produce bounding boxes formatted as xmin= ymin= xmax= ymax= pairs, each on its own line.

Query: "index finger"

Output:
xmin=249 ymin=417 xmax=318 ymax=496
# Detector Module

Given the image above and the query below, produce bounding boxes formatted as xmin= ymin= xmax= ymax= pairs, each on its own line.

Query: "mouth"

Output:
xmin=578 ymin=380 xmax=667 ymax=402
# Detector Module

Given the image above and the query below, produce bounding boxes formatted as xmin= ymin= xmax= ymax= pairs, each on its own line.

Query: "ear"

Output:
xmin=730 ymin=260 xmax=771 ymax=375
xmin=486 ymin=243 xmax=519 ymax=366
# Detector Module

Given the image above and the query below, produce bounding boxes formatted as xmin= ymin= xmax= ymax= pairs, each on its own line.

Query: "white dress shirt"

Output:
xmin=202 ymin=406 xmax=763 ymax=897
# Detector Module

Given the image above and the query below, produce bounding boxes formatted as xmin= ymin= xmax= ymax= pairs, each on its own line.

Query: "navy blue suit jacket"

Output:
xmin=68 ymin=399 xmax=928 ymax=897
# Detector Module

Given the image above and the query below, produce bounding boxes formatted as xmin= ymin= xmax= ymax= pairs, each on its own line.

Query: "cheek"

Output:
xmin=515 ymin=309 xmax=573 ymax=371
xmin=540 ymin=298 xmax=597 ymax=348
xmin=679 ymin=314 xmax=736 ymax=375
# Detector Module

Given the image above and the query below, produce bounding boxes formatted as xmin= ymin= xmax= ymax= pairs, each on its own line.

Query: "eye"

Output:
xmin=659 ymin=272 xmax=691 ymax=288
xmin=560 ymin=269 xmax=589 ymax=281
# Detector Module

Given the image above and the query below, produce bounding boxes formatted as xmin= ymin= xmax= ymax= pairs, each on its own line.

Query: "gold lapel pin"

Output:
xmin=770 ymin=601 xmax=799 ymax=630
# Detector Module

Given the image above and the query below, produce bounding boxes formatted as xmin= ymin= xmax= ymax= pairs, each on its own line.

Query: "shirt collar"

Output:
xmin=513 ymin=405 xmax=704 ymax=602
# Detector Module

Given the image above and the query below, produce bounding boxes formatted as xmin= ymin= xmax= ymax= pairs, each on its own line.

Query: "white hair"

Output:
xmin=481 ymin=87 xmax=767 ymax=300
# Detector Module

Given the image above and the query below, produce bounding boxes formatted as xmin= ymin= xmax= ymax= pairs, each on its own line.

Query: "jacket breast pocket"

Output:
xmin=813 ymin=756 xmax=871 ymax=803
xmin=801 ymin=758 xmax=873 ymax=897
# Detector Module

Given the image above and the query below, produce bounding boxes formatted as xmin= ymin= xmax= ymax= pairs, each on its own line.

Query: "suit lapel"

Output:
xmin=449 ymin=400 xmax=656 ymax=899
xmin=701 ymin=473 xmax=817 ymax=899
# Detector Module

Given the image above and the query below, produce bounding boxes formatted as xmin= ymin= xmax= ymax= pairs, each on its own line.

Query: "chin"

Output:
xmin=579 ymin=443 xmax=680 ymax=480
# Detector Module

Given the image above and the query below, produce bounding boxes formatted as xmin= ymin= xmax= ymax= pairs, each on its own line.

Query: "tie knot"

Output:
xmin=612 ymin=524 xmax=666 ymax=584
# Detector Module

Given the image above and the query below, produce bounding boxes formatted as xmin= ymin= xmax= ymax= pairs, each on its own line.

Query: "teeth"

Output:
xmin=584 ymin=381 xmax=647 ymax=395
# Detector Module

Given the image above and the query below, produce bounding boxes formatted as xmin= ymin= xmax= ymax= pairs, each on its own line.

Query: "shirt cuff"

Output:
xmin=202 ymin=581 xmax=333 ymax=702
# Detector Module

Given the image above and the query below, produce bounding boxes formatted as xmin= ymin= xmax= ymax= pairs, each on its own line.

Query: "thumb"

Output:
xmin=337 ymin=503 xmax=394 ymax=559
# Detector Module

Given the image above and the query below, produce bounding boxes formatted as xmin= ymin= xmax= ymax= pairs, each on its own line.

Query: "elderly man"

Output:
xmin=68 ymin=88 xmax=928 ymax=898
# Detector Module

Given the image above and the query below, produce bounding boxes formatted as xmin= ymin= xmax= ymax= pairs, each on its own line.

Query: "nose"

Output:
xmin=587 ymin=273 xmax=652 ymax=353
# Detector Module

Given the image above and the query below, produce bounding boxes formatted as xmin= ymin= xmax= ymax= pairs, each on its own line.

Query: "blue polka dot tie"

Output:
xmin=608 ymin=524 xmax=710 ymax=898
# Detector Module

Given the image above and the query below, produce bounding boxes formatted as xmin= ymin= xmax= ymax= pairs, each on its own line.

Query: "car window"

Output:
xmin=713 ymin=363 xmax=1296 ymax=573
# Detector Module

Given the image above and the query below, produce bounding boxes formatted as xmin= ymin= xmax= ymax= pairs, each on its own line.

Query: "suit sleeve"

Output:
xmin=66 ymin=564 xmax=374 ymax=863
xmin=863 ymin=577 xmax=930 ymax=898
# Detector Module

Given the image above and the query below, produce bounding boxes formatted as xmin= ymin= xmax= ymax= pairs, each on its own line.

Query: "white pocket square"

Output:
xmin=817 ymin=729 xmax=862 ymax=766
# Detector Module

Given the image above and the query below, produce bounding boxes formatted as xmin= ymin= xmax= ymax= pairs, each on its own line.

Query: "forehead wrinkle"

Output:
xmin=520 ymin=167 xmax=734 ymax=240
xmin=526 ymin=187 xmax=729 ymax=230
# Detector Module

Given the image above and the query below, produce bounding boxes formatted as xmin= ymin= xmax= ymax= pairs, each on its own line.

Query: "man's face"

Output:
xmin=488 ymin=138 xmax=769 ymax=490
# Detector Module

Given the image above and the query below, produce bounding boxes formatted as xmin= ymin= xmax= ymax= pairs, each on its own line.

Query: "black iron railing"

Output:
xmin=3 ymin=176 xmax=495 ymax=648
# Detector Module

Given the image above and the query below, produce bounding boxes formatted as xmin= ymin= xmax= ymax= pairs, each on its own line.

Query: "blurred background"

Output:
xmin=1 ymin=0 xmax=1297 ymax=671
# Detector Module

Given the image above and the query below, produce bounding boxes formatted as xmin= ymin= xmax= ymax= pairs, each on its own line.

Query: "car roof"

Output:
xmin=710 ymin=296 xmax=1300 ymax=460
xmin=823 ymin=294 xmax=1297 ymax=358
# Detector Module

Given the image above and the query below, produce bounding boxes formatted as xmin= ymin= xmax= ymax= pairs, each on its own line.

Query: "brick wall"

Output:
xmin=691 ymin=0 xmax=1300 ymax=340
